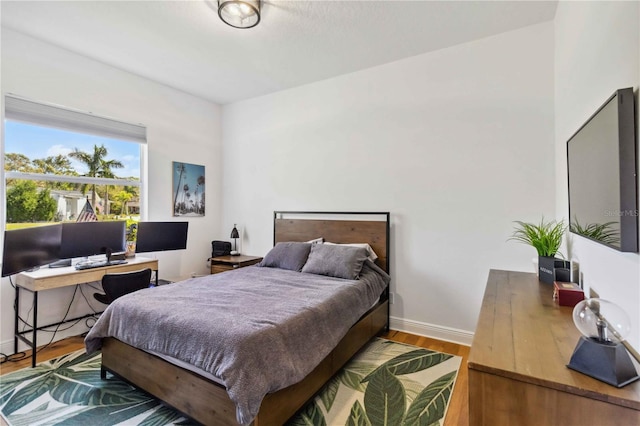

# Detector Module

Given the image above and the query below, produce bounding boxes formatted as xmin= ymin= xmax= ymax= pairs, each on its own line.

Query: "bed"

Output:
xmin=85 ymin=211 xmax=391 ymax=425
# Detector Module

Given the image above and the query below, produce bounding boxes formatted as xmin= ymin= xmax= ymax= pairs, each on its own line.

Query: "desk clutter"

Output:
xmin=553 ymin=281 xmax=585 ymax=307
xmin=75 ymin=259 xmax=127 ymax=270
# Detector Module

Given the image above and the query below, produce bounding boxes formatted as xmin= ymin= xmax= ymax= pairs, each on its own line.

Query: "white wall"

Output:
xmin=554 ymin=2 xmax=640 ymax=348
xmin=0 ymin=29 xmax=223 ymax=354
xmin=222 ymin=22 xmax=555 ymax=344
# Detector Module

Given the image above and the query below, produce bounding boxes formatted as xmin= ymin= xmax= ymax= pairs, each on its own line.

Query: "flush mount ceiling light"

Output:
xmin=218 ymin=0 xmax=260 ymax=29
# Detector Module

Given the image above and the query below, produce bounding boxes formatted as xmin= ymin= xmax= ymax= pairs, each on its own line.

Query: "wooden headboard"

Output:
xmin=273 ymin=211 xmax=390 ymax=273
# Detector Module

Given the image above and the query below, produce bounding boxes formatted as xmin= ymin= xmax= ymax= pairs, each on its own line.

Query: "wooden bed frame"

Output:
xmin=101 ymin=211 xmax=390 ymax=425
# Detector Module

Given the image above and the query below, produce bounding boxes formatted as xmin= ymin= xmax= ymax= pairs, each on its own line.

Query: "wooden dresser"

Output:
xmin=468 ymin=269 xmax=640 ymax=425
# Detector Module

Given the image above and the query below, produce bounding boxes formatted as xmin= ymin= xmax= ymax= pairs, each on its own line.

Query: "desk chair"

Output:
xmin=93 ymin=268 xmax=152 ymax=304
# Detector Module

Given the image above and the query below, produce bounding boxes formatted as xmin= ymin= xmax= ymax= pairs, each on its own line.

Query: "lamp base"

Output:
xmin=567 ymin=336 xmax=640 ymax=387
xmin=230 ymin=251 xmax=240 ymax=256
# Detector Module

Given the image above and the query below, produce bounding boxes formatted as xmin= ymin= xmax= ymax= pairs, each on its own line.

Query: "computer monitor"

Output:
xmin=2 ymin=224 xmax=62 ymax=277
xmin=59 ymin=221 xmax=126 ymax=260
xmin=136 ymin=222 xmax=188 ymax=253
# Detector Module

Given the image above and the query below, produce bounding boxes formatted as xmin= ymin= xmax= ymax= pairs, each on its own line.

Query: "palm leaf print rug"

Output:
xmin=0 ymin=338 xmax=461 ymax=426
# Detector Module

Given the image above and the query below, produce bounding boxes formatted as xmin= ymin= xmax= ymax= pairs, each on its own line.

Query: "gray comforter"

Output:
xmin=85 ymin=261 xmax=389 ymax=425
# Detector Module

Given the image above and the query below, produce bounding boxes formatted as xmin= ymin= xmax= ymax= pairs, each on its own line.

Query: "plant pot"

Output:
xmin=125 ymin=241 xmax=136 ymax=258
xmin=538 ymin=256 xmax=570 ymax=285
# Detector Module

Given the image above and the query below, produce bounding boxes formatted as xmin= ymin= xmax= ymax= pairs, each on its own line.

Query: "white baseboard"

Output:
xmin=389 ymin=316 xmax=474 ymax=347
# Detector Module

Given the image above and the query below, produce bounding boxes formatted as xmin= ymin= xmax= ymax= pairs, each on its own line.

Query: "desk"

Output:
xmin=468 ymin=270 xmax=640 ymax=425
xmin=15 ymin=257 xmax=158 ymax=367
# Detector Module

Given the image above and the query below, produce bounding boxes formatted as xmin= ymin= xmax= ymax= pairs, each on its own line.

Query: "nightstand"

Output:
xmin=210 ymin=255 xmax=263 ymax=274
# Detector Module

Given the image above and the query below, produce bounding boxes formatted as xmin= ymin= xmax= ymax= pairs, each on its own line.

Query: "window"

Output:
xmin=3 ymin=96 xmax=146 ymax=231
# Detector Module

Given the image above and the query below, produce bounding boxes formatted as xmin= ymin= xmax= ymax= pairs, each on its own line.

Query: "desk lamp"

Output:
xmin=567 ymin=298 xmax=640 ymax=387
xmin=230 ymin=224 xmax=240 ymax=256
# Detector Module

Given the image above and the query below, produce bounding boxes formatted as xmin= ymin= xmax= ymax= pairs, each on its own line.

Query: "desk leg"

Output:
xmin=14 ymin=286 xmax=20 ymax=354
xmin=31 ymin=292 xmax=38 ymax=368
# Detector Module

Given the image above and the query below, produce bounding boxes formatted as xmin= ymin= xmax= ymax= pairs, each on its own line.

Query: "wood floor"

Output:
xmin=0 ymin=330 xmax=470 ymax=426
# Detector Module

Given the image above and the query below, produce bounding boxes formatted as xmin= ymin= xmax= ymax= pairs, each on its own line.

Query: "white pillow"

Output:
xmin=306 ymin=237 xmax=324 ymax=245
xmin=324 ymin=242 xmax=378 ymax=262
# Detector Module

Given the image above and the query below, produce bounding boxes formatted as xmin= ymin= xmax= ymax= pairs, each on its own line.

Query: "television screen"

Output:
xmin=136 ymin=222 xmax=188 ymax=253
xmin=1 ymin=224 xmax=62 ymax=277
xmin=567 ymin=88 xmax=638 ymax=252
xmin=59 ymin=221 xmax=126 ymax=259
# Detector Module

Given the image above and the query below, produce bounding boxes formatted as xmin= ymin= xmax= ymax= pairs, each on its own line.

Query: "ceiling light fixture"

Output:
xmin=218 ymin=0 xmax=260 ymax=29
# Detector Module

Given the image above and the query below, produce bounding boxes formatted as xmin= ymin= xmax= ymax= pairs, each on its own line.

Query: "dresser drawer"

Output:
xmin=209 ymin=255 xmax=262 ymax=274
xmin=211 ymin=264 xmax=235 ymax=274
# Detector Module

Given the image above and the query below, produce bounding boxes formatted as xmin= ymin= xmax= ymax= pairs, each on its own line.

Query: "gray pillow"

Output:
xmin=301 ymin=244 xmax=368 ymax=280
xmin=259 ymin=242 xmax=312 ymax=272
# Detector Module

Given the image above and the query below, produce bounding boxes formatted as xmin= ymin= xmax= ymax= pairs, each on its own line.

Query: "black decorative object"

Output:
xmin=538 ymin=256 xmax=569 ymax=285
xmin=230 ymin=224 xmax=240 ymax=256
xmin=554 ymin=266 xmax=571 ymax=283
xmin=567 ymin=299 xmax=640 ymax=387
xmin=568 ymin=337 xmax=639 ymax=387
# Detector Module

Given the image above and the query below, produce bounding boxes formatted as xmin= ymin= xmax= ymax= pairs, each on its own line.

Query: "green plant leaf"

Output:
xmin=340 ymin=368 xmax=367 ymax=392
xmin=400 ymin=377 xmax=428 ymax=404
xmin=287 ymin=401 xmax=327 ymax=426
xmin=507 ymin=217 xmax=566 ymax=257
xmin=0 ymin=363 xmax=56 ymax=405
xmin=50 ymin=374 xmax=147 ymax=406
xmin=50 ymin=401 xmax=160 ymax=426
xmin=321 ymin=375 xmax=340 ymax=411
xmin=363 ymin=366 xmax=405 ymax=426
xmin=2 ymin=372 xmax=59 ymax=415
xmin=402 ymin=371 xmax=456 ymax=426
xmin=347 ymin=400 xmax=372 ymax=426
xmin=362 ymin=350 xmax=451 ymax=382
xmin=3 ymin=404 xmax=70 ymax=426
xmin=138 ymin=403 xmax=186 ymax=426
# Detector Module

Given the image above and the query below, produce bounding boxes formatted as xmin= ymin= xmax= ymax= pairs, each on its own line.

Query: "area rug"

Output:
xmin=0 ymin=338 xmax=461 ymax=426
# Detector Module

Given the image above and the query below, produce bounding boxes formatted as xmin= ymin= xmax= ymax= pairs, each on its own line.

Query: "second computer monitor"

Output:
xmin=59 ymin=221 xmax=126 ymax=259
xmin=135 ymin=222 xmax=188 ymax=253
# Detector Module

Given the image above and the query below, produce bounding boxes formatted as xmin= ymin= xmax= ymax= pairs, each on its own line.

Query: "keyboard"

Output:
xmin=74 ymin=260 xmax=128 ymax=270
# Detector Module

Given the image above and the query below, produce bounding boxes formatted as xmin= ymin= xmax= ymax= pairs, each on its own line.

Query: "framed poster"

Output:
xmin=173 ymin=161 xmax=205 ymax=217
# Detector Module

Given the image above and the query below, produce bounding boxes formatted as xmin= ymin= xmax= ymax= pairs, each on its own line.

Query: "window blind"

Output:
xmin=5 ymin=95 xmax=146 ymax=144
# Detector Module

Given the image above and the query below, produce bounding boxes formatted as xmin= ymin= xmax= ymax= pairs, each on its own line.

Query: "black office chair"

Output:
xmin=93 ymin=268 xmax=152 ymax=304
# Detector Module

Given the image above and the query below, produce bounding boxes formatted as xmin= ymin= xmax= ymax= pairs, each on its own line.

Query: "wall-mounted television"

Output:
xmin=567 ymin=87 xmax=638 ymax=252
xmin=59 ymin=221 xmax=126 ymax=259
xmin=135 ymin=222 xmax=188 ymax=253
xmin=1 ymin=224 xmax=62 ymax=277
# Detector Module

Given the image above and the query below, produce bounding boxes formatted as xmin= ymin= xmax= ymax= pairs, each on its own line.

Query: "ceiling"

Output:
xmin=1 ymin=1 xmax=558 ymax=105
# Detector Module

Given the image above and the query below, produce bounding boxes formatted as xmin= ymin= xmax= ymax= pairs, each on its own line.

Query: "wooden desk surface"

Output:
xmin=15 ymin=256 xmax=158 ymax=292
xmin=468 ymin=269 xmax=640 ymax=411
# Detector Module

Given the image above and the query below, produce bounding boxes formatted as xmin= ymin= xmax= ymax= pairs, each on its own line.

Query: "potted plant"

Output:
xmin=125 ymin=220 xmax=138 ymax=258
xmin=508 ymin=217 xmax=567 ymax=284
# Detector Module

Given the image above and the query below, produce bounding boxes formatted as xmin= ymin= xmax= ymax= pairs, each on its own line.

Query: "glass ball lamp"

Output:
xmin=567 ymin=299 xmax=639 ymax=387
